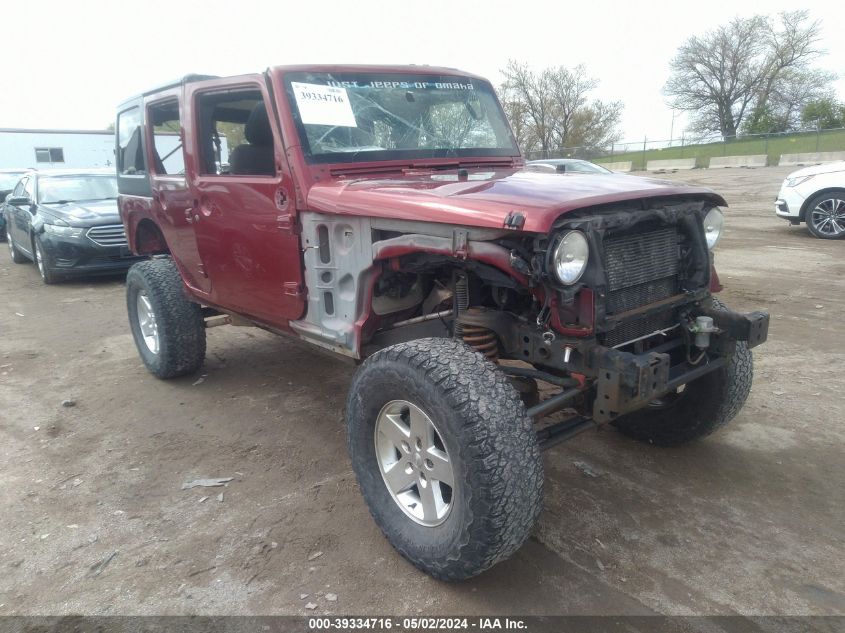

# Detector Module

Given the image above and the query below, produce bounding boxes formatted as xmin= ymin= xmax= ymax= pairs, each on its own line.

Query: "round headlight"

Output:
xmin=553 ymin=230 xmax=589 ymax=284
xmin=704 ymin=207 xmax=724 ymax=249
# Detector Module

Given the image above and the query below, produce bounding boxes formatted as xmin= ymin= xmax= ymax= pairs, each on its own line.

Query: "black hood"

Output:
xmin=39 ymin=199 xmax=120 ymax=228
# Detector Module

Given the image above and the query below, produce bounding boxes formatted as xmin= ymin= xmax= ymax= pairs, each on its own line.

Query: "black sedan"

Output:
xmin=4 ymin=169 xmax=144 ymax=283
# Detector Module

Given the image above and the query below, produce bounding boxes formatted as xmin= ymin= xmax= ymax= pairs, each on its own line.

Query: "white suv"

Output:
xmin=775 ymin=161 xmax=845 ymax=239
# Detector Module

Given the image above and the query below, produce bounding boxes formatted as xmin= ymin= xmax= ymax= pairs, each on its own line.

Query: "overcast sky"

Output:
xmin=1 ymin=0 xmax=843 ymax=144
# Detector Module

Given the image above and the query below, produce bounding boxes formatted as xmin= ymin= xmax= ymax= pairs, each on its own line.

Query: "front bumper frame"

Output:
xmin=589 ymin=307 xmax=769 ymax=423
xmin=466 ymin=300 xmax=769 ymax=423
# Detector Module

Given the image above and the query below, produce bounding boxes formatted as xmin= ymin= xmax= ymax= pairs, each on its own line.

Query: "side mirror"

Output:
xmin=555 ymin=164 xmax=567 ymax=173
xmin=7 ymin=195 xmax=31 ymax=206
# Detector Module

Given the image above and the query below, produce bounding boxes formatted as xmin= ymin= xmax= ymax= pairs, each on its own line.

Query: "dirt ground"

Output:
xmin=0 ymin=166 xmax=843 ymax=617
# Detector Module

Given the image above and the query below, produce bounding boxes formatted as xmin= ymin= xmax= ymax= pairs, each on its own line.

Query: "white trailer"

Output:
xmin=0 ymin=128 xmax=117 ymax=170
xmin=0 ymin=128 xmax=223 ymax=174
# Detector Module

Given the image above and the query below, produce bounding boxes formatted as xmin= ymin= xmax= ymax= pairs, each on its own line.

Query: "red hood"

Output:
xmin=306 ymin=169 xmax=726 ymax=234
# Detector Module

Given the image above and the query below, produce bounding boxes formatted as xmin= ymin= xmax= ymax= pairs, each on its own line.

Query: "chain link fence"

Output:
xmin=524 ymin=126 xmax=845 ymax=170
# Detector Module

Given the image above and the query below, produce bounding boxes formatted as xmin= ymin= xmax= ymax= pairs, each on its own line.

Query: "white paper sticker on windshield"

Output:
xmin=291 ymin=82 xmax=357 ymax=127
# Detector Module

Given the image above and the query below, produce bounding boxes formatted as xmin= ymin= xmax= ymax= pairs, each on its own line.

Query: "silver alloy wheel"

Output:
xmin=374 ymin=400 xmax=454 ymax=526
xmin=35 ymin=242 xmax=45 ymax=278
xmin=136 ymin=291 xmax=160 ymax=354
xmin=810 ymin=197 xmax=845 ymax=236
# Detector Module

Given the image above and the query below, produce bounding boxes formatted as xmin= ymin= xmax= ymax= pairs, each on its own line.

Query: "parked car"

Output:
xmin=117 ymin=66 xmax=768 ymax=581
xmin=775 ymin=160 xmax=845 ymax=239
xmin=4 ymin=168 xmax=144 ymax=283
xmin=0 ymin=169 xmax=28 ymax=240
xmin=527 ymin=158 xmax=613 ymax=174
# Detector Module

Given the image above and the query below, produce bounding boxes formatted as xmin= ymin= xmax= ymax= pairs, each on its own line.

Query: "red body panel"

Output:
xmin=305 ymin=169 xmax=726 ymax=233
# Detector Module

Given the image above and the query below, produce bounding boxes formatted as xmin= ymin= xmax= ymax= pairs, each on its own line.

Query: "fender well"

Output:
xmin=372 ymin=234 xmax=529 ymax=286
xmin=798 ymin=187 xmax=845 ymax=222
xmin=134 ymin=219 xmax=169 ymax=255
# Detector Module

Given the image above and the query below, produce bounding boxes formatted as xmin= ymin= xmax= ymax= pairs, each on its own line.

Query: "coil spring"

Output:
xmin=453 ymin=273 xmax=469 ymax=338
xmin=462 ymin=323 xmax=500 ymax=360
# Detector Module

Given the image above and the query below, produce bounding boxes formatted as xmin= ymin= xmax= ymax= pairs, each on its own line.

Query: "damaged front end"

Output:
xmin=454 ymin=199 xmax=769 ymax=440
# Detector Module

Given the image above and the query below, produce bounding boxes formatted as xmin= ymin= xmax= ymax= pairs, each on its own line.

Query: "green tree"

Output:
xmin=802 ymin=98 xmax=845 ymax=129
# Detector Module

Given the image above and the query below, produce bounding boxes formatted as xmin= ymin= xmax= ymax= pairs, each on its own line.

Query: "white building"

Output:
xmin=0 ymin=128 xmax=120 ymax=170
xmin=0 ymin=128 xmax=224 ymax=174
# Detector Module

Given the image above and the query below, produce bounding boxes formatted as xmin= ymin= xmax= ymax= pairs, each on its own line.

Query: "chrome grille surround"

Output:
xmin=86 ymin=224 xmax=127 ymax=247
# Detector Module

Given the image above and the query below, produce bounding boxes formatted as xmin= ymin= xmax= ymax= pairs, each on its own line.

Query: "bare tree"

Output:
xmin=665 ymin=10 xmax=826 ymax=138
xmin=501 ymin=61 xmax=556 ymax=152
xmin=501 ymin=61 xmax=622 ymax=154
xmin=499 ymin=88 xmax=536 ymax=152
xmin=567 ymin=100 xmax=624 ymax=150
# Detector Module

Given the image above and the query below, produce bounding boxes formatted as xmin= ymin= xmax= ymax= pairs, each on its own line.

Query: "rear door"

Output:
xmin=182 ymin=75 xmax=304 ymax=326
xmin=144 ymin=94 xmax=212 ymax=295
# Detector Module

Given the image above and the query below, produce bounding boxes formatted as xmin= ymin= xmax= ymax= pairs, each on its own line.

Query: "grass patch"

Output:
xmin=594 ymin=128 xmax=845 ymax=170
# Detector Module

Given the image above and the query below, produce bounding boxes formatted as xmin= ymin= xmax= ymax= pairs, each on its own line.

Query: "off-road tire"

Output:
xmin=612 ymin=298 xmax=753 ymax=446
xmin=126 ymin=258 xmax=206 ymax=379
xmin=34 ymin=236 xmax=61 ymax=284
xmin=346 ymin=338 xmax=543 ymax=581
xmin=805 ymin=190 xmax=845 ymax=240
xmin=7 ymin=228 xmax=27 ymax=263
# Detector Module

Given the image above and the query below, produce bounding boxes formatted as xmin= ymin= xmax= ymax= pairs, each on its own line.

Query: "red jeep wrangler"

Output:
xmin=116 ymin=65 xmax=768 ymax=580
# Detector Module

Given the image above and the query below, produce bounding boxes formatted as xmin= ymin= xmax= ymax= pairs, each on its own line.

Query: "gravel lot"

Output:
xmin=1 ymin=166 xmax=843 ymax=616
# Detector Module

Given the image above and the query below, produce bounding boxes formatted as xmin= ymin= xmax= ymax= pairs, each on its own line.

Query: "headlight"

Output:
xmin=552 ymin=230 xmax=589 ymax=284
xmin=786 ymin=174 xmax=814 ymax=188
xmin=703 ymin=207 xmax=724 ymax=249
xmin=43 ymin=223 xmax=84 ymax=238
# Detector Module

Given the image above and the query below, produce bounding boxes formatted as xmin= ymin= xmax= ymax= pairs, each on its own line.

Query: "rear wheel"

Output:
xmin=346 ymin=338 xmax=543 ymax=580
xmin=126 ymin=258 xmax=206 ymax=378
xmin=806 ymin=190 xmax=845 ymax=239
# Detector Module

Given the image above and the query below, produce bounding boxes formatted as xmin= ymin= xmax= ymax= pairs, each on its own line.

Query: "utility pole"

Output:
xmin=642 ymin=137 xmax=647 ymax=171
xmin=669 ymin=108 xmax=677 ymax=147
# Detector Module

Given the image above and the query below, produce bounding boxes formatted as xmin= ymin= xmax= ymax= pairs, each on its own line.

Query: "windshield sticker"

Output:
xmin=291 ymin=82 xmax=357 ymax=127
xmin=327 ymin=80 xmax=475 ymax=91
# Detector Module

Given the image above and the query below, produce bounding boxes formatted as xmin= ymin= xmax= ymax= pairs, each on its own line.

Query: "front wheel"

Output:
xmin=34 ymin=237 xmax=61 ymax=284
xmin=126 ymin=258 xmax=206 ymax=379
xmin=7 ymin=229 xmax=27 ymax=264
xmin=806 ymin=190 xmax=845 ymax=239
xmin=346 ymin=338 xmax=543 ymax=581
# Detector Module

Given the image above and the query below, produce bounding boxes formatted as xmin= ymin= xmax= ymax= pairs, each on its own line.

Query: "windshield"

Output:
xmin=0 ymin=173 xmax=24 ymax=189
xmin=284 ymin=72 xmax=518 ymax=164
xmin=39 ymin=175 xmax=118 ymax=204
